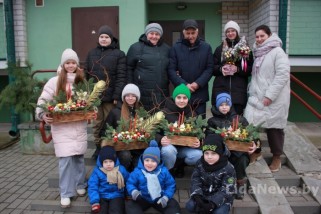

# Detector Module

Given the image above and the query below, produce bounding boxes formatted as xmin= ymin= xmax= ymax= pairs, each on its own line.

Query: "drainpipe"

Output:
xmin=278 ymin=0 xmax=288 ymax=51
xmin=4 ymin=0 xmax=19 ymax=137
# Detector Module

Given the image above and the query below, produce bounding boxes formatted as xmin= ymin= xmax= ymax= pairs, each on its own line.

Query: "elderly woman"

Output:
xmin=127 ymin=23 xmax=170 ymax=112
xmin=244 ymin=25 xmax=290 ymax=172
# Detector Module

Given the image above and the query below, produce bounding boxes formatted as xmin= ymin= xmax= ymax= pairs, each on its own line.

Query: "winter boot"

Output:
xmin=249 ymin=151 xmax=262 ymax=165
xmin=269 ymin=155 xmax=281 ymax=172
xmin=235 ymin=179 xmax=246 ymax=200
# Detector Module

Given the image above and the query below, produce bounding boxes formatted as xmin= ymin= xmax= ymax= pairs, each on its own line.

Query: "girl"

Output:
xmin=36 ymin=49 xmax=89 ymax=208
xmin=212 ymin=20 xmax=254 ymax=115
xmin=155 ymin=84 xmax=202 ymax=178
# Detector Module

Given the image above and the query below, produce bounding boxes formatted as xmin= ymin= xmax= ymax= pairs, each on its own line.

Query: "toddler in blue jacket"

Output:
xmin=125 ymin=140 xmax=181 ymax=214
xmin=88 ymin=146 xmax=129 ymax=213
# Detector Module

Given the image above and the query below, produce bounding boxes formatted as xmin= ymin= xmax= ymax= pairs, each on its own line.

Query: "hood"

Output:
xmin=96 ymin=37 xmax=120 ymax=50
xmin=136 ymin=154 xmax=164 ymax=174
xmin=96 ymin=154 xmax=121 ymax=168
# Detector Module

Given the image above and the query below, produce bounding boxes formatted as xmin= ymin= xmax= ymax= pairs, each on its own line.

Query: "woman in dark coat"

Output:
xmin=212 ymin=21 xmax=253 ymax=115
xmin=85 ymin=25 xmax=127 ymax=159
xmin=127 ymin=23 xmax=170 ymax=112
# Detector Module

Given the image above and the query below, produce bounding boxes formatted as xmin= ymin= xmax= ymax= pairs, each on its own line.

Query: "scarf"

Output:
xmin=253 ymin=35 xmax=281 ymax=74
xmin=141 ymin=169 xmax=162 ymax=200
xmin=100 ymin=166 xmax=125 ymax=189
xmin=201 ymin=155 xmax=228 ymax=172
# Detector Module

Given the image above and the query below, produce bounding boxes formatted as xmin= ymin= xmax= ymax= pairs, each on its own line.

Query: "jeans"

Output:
xmin=177 ymin=147 xmax=202 ymax=165
xmin=186 ymin=199 xmax=230 ymax=214
xmin=161 ymin=144 xmax=177 ymax=169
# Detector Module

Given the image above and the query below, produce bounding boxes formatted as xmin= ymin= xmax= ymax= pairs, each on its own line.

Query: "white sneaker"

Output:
xmin=77 ymin=189 xmax=86 ymax=196
xmin=60 ymin=197 xmax=71 ymax=208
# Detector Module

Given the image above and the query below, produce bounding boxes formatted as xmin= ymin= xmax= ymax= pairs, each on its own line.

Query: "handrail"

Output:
xmin=31 ymin=69 xmax=57 ymax=78
xmin=290 ymin=74 xmax=321 ymax=120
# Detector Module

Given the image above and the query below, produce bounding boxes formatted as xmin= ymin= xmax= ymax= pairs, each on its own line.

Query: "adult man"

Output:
xmin=168 ymin=19 xmax=213 ymax=118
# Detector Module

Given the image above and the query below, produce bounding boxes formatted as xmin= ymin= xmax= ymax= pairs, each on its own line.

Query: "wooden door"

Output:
xmin=72 ymin=7 xmax=119 ymax=66
xmin=150 ymin=20 xmax=205 ymax=46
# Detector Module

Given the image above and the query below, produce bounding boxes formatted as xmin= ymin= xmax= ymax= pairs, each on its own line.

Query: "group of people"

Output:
xmin=36 ymin=18 xmax=290 ymax=214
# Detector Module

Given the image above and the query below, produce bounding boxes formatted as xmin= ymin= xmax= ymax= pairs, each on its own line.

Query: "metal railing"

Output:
xmin=290 ymin=74 xmax=321 ymax=120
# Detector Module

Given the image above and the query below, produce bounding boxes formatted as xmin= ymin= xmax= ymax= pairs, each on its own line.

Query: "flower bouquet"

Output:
xmin=36 ymin=79 xmax=106 ymax=123
xmin=161 ymin=115 xmax=207 ymax=147
xmin=102 ymin=109 xmax=164 ymax=151
xmin=223 ymin=36 xmax=251 ymax=71
xmin=211 ymin=116 xmax=260 ymax=152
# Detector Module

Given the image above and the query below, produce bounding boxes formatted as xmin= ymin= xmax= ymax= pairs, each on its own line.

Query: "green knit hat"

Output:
xmin=172 ymin=84 xmax=191 ymax=100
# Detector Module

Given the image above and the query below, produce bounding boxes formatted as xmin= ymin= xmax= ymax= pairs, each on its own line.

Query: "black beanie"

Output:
xmin=202 ymin=134 xmax=224 ymax=156
xmin=99 ymin=146 xmax=117 ymax=164
xmin=98 ymin=25 xmax=114 ymax=40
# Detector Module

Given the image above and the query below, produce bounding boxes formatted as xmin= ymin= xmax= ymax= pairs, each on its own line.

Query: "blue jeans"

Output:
xmin=177 ymin=147 xmax=202 ymax=165
xmin=161 ymin=144 xmax=177 ymax=169
xmin=186 ymin=199 xmax=230 ymax=214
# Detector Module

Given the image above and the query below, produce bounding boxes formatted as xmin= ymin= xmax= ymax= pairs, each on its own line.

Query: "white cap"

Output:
xmin=60 ymin=48 xmax=79 ymax=66
xmin=224 ymin=21 xmax=240 ymax=35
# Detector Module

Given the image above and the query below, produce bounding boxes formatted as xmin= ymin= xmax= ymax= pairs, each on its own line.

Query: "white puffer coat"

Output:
xmin=36 ymin=73 xmax=87 ymax=157
xmin=244 ymin=33 xmax=290 ymax=129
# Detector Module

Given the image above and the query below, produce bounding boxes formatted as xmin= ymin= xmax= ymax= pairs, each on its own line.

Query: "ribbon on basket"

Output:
xmin=39 ymin=120 xmax=52 ymax=144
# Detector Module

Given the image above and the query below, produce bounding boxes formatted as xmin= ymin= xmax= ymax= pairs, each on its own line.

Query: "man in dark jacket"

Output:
xmin=85 ymin=25 xmax=127 ymax=159
xmin=168 ymin=19 xmax=214 ymax=118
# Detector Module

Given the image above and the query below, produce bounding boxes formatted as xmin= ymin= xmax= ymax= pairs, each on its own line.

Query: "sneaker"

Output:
xmin=60 ymin=197 xmax=71 ymax=208
xmin=249 ymin=152 xmax=262 ymax=165
xmin=77 ymin=189 xmax=86 ymax=196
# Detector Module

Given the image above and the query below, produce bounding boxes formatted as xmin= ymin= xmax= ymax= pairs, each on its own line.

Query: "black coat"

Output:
xmin=127 ymin=34 xmax=170 ymax=111
xmin=212 ymin=38 xmax=254 ymax=107
xmin=168 ymin=37 xmax=214 ymax=103
xmin=85 ymin=38 xmax=126 ymax=102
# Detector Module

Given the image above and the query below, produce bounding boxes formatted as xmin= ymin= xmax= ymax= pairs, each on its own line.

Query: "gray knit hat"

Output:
xmin=98 ymin=25 xmax=114 ymax=40
xmin=145 ymin=23 xmax=163 ymax=37
xmin=121 ymin=84 xmax=141 ymax=102
xmin=60 ymin=48 xmax=79 ymax=66
xmin=224 ymin=20 xmax=240 ymax=35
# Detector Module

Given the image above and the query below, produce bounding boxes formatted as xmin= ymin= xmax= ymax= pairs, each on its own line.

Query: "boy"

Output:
xmin=206 ymin=92 xmax=257 ymax=199
xmin=88 ymin=146 xmax=129 ymax=213
xmin=126 ymin=140 xmax=181 ymax=214
xmin=186 ymin=134 xmax=236 ymax=214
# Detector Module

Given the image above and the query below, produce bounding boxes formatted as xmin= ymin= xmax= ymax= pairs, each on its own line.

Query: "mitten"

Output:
xmin=202 ymin=201 xmax=216 ymax=213
xmin=157 ymin=196 xmax=169 ymax=208
xmin=91 ymin=203 xmax=100 ymax=213
xmin=131 ymin=190 xmax=141 ymax=201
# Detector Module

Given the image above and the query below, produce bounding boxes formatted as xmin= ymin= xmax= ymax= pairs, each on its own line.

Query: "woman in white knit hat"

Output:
xmin=212 ymin=20 xmax=254 ymax=116
xmin=36 ymin=49 xmax=92 ymax=208
xmin=127 ymin=23 xmax=170 ymax=112
xmin=101 ymin=83 xmax=143 ymax=171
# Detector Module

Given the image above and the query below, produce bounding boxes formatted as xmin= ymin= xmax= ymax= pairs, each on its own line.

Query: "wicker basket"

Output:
xmin=225 ymin=140 xmax=252 ymax=152
xmin=51 ymin=111 xmax=95 ymax=123
xmin=101 ymin=139 xmax=148 ymax=151
xmin=167 ymin=135 xmax=199 ymax=147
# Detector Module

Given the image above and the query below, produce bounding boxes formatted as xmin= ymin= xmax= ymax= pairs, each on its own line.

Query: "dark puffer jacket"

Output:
xmin=85 ymin=38 xmax=126 ymax=102
xmin=168 ymin=38 xmax=213 ymax=103
xmin=127 ymin=34 xmax=170 ymax=111
xmin=212 ymin=38 xmax=253 ymax=107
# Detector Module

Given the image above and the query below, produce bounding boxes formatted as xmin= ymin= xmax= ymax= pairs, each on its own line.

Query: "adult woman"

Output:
xmin=127 ymin=23 xmax=170 ymax=112
xmin=85 ymin=25 xmax=127 ymax=159
xmin=212 ymin=20 xmax=253 ymax=115
xmin=244 ymin=25 xmax=290 ymax=172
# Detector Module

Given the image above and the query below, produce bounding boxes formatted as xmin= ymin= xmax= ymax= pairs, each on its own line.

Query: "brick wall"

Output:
xmin=13 ymin=0 xmax=28 ymax=66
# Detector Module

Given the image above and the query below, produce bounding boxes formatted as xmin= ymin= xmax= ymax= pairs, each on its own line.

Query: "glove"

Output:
xmin=202 ymin=201 xmax=216 ymax=213
xmin=193 ymin=195 xmax=205 ymax=208
xmin=157 ymin=196 xmax=169 ymax=208
xmin=91 ymin=203 xmax=100 ymax=213
xmin=131 ymin=190 xmax=141 ymax=201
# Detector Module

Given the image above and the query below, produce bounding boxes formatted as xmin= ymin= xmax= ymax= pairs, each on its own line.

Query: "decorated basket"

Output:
xmin=225 ymin=140 xmax=252 ymax=152
xmin=168 ymin=135 xmax=199 ymax=147
xmin=51 ymin=111 xmax=96 ymax=123
xmin=101 ymin=139 xmax=148 ymax=151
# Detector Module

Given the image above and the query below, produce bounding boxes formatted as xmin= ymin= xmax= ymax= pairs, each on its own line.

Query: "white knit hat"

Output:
xmin=145 ymin=23 xmax=163 ymax=37
xmin=224 ymin=20 xmax=240 ymax=35
xmin=60 ymin=48 xmax=79 ymax=66
xmin=121 ymin=84 xmax=141 ymax=102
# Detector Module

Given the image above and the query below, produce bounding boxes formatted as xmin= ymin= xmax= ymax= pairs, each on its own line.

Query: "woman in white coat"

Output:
xmin=244 ymin=25 xmax=290 ymax=172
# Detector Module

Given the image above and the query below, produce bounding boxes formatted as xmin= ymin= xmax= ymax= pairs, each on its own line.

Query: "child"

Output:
xmin=186 ymin=134 xmax=236 ymax=214
xmin=206 ymin=92 xmax=257 ymax=199
xmin=36 ymin=49 xmax=89 ymax=208
xmin=155 ymin=84 xmax=202 ymax=178
xmin=101 ymin=83 xmax=143 ymax=171
xmin=125 ymin=140 xmax=181 ymax=214
xmin=88 ymin=146 xmax=129 ymax=213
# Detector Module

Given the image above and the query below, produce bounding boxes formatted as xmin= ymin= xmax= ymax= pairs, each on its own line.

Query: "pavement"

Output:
xmin=0 ymin=122 xmax=321 ymax=213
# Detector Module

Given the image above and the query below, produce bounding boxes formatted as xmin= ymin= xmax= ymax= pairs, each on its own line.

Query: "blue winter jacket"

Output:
xmin=88 ymin=157 xmax=129 ymax=205
xmin=126 ymin=156 xmax=176 ymax=203
xmin=168 ymin=37 xmax=214 ymax=103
